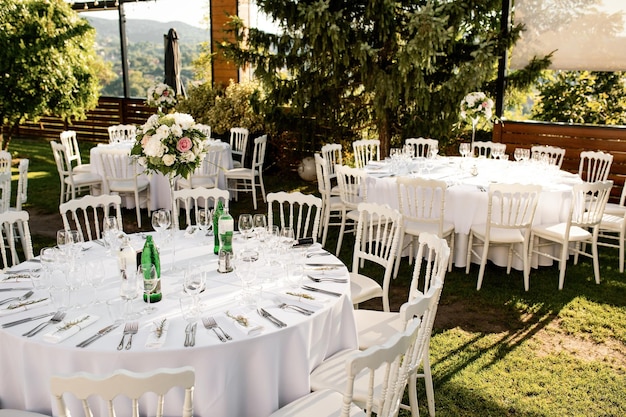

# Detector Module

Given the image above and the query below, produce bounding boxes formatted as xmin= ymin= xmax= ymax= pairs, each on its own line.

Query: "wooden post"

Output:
xmin=211 ymin=0 xmax=243 ymax=87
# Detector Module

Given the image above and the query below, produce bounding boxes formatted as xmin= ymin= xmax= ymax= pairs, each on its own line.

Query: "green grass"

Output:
xmin=10 ymin=136 xmax=626 ymax=417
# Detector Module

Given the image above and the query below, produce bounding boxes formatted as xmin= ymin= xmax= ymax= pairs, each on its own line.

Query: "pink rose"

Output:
xmin=176 ymin=137 xmax=193 ymax=153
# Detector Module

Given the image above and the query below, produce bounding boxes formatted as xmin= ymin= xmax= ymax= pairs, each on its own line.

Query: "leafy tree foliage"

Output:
xmin=0 ymin=0 xmax=100 ymax=149
xmin=532 ymin=71 xmax=626 ymax=125
xmin=221 ymin=0 xmax=548 ymax=156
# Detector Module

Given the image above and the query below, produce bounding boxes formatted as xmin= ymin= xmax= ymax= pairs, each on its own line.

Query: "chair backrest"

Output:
xmin=172 ymin=186 xmax=230 ymax=229
xmin=0 ymin=150 xmax=11 ymax=212
xmin=352 ymin=139 xmax=380 ymax=168
xmin=250 ymin=135 xmax=268 ymax=171
xmin=407 ymin=232 xmax=450 ymax=300
xmin=405 ymin=137 xmax=438 ymax=158
xmin=314 ymin=153 xmax=331 ymax=198
xmin=15 ymin=159 xmax=29 ymax=211
xmin=98 ymin=148 xmax=139 ymax=193
xmin=51 ymin=366 xmax=195 ymax=417
xmin=321 ymin=143 xmax=342 ymax=180
xmin=0 ymin=210 xmax=33 ymax=269
xmin=353 ymin=202 xmax=403 ymax=312
xmin=59 ymin=194 xmax=123 ymax=242
xmin=229 ymin=127 xmax=250 ymax=164
xmin=196 ymin=123 xmax=211 ymax=138
xmin=396 ymin=176 xmax=447 ymax=235
xmin=60 ymin=130 xmax=83 ymax=167
xmin=530 ymin=145 xmax=565 ymax=168
xmin=336 ymin=165 xmax=368 ymax=210
xmin=107 ymin=124 xmax=137 ymax=143
xmin=570 ymin=180 xmax=613 ymax=229
xmin=186 ymin=145 xmax=224 ymax=189
xmin=472 ymin=141 xmax=502 ymax=158
xmin=485 ymin=183 xmax=542 ymax=234
xmin=51 ymin=141 xmax=74 ymax=182
xmin=578 ymin=150 xmax=613 ymax=183
xmin=267 ymin=191 xmax=322 ymax=242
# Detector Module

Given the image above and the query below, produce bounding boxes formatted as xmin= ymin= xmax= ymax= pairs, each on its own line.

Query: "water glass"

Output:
xmin=120 ymin=270 xmax=140 ymax=319
xmin=138 ymin=264 xmax=159 ymax=314
xmin=107 ymin=298 xmax=126 ymax=323
xmin=49 ymin=286 xmax=71 ymax=312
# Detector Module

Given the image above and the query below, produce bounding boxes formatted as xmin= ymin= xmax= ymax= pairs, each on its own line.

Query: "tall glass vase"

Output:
xmin=471 ymin=117 xmax=478 ymax=151
xmin=167 ymin=173 xmax=180 ymax=274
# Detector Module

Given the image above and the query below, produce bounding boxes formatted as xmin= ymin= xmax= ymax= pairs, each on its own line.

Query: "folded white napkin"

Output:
xmin=43 ymin=314 xmax=99 ymax=343
xmin=0 ymin=298 xmax=50 ymax=316
xmin=224 ymin=308 xmax=263 ymax=336
xmin=145 ymin=318 xmax=170 ymax=349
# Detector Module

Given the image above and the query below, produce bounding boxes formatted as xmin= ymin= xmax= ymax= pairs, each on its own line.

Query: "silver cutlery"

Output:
xmin=184 ymin=323 xmax=192 ymax=347
xmin=125 ymin=322 xmax=138 ymax=350
xmin=117 ymin=321 xmax=138 ymax=350
xmin=2 ymin=312 xmax=54 ymax=328
xmin=307 ymin=275 xmax=348 ymax=284
xmin=305 ymin=263 xmax=341 ymax=268
xmin=277 ymin=303 xmax=314 ymax=316
xmin=306 ymin=251 xmax=331 ymax=258
xmin=76 ymin=323 xmax=121 ymax=348
xmin=23 ymin=311 xmax=65 ymax=337
xmin=0 ymin=290 xmax=34 ymax=306
xmin=203 ymin=316 xmax=227 ymax=342
xmin=1 ymin=274 xmax=31 ymax=281
xmin=0 ymin=288 xmax=31 ymax=292
xmin=301 ymin=285 xmax=342 ymax=297
xmin=190 ymin=322 xmax=197 ymax=347
xmin=257 ymin=308 xmax=287 ymax=328
xmin=5 ymin=269 xmax=40 ymax=275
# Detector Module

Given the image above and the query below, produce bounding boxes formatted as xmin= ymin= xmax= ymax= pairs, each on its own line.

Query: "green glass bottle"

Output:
xmin=213 ymin=200 xmax=224 ymax=254
xmin=141 ymin=235 xmax=162 ymax=303
xmin=218 ymin=206 xmax=234 ymax=254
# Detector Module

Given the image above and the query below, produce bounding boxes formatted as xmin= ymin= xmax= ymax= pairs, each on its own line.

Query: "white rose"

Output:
xmin=170 ymin=124 xmax=183 ymax=137
xmin=144 ymin=136 xmax=166 ymax=158
xmin=182 ymin=151 xmax=196 ymax=163
xmin=162 ymin=154 xmax=176 ymax=166
xmin=173 ymin=113 xmax=195 ymax=130
xmin=144 ymin=114 xmax=160 ymax=131
xmin=156 ymin=125 xmax=170 ymax=137
xmin=137 ymin=156 xmax=147 ymax=167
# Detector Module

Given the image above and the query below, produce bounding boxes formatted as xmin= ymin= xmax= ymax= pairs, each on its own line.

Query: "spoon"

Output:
xmin=0 ymin=290 xmax=34 ymax=306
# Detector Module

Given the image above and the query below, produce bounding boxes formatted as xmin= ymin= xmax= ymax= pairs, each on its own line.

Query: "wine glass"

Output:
xmin=139 ymin=264 xmax=159 ymax=314
xmin=233 ymin=249 xmax=259 ymax=305
xmin=280 ymin=227 xmax=295 ymax=252
xmin=238 ymin=214 xmax=253 ymax=240
xmin=120 ymin=269 xmax=140 ymax=319
xmin=152 ymin=209 xmax=171 ymax=236
xmin=459 ymin=143 xmax=471 ymax=158
xmin=252 ymin=214 xmax=267 ymax=239
xmin=56 ymin=229 xmax=71 ymax=256
xmin=102 ymin=216 xmax=120 ymax=254
xmin=197 ymin=209 xmax=212 ymax=238
xmin=183 ymin=266 xmax=205 ymax=308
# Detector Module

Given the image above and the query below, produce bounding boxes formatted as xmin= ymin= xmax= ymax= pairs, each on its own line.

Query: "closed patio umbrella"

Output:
xmin=164 ymin=28 xmax=186 ymax=98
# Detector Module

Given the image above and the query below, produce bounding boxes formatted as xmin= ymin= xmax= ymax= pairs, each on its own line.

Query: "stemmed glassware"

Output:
xmin=459 ymin=143 xmax=471 ymax=158
xmin=183 ymin=266 xmax=206 ymax=308
xmin=139 ymin=264 xmax=159 ymax=314
xmin=102 ymin=216 xmax=120 ymax=255
xmin=152 ymin=209 xmax=171 ymax=237
xmin=197 ymin=209 xmax=213 ymax=238
xmin=280 ymin=227 xmax=295 ymax=252
xmin=233 ymin=249 xmax=259 ymax=305
xmin=238 ymin=214 xmax=253 ymax=240
xmin=120 ymin=268 xmax=140 ymax=320
xmin=252 ymin=214 xmax=267 ymax=239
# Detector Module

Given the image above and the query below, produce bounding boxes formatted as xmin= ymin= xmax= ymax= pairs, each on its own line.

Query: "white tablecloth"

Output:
xmin=366 ymin=157 xmax=582 ymax=269
xmin=0 ymin=233 xmax=356 ymax=416
xmin=90 ymin=142 xmax=233 ymax=211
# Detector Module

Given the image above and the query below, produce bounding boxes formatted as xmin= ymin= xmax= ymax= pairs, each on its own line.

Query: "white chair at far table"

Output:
xmin=405 ymin=137 xmax=438 ymax=158
xmin=172 ymin=186 xmax=229 ymax=230
xmin=59 ymin=130 xmax=91 ymax=174
xmin=224 ymin=134 xmax=267 ymax=210
xmin=529 ymin=180 xmax=613 ymax=290
xmin=335 ymin=165 xmax=368 ymax=256
xmin=578 ymin=150 xmax=613 ymax=183
xmin=354 ymin=232 xmax=449 ymax=417
xmin=321 ymin=143 xmax=343 ymax=192
xmin=99 ymin=147 xmax=151 ymax=228
xmin=229 ymin=127 xmax=249 ymax=168
xmin=350 ymin=202 xmax=403 ymax=312
xmin=107 ymin=124 xmax=137 ymax=144
xmin=0 ymin=210 xmax=34 ymax=271
xmin=51 ymin=141 xmax=102 ymax=205
xmin=270 ymin=319 xmax=422 ymax=417
xmin=0 ymin=150 xmax=11 ymax=212
xmin=530 ymin=145 xmax=565 ymax=168
xmin=352 ymin=139 xmax=380 ymax=169
xmin=14 ymin=159 xmax=29 ymax=211
xmin=267 ymin=191 xmax=322 ymax=242
xmin=314 ymin=153 xmax=343 ymax=247
xmin=50 ymin=366 xmax=195 ymax=417
xmin=466 ymin=183 xmax=542 ymax=291
xmin=59 ymin=194 xmax=122 ymax=242
xmin=598 ymin=182 xmax=626 ymax=272
xmin=176 ymin=144 xmax=223 ymax=190
xmin=472 ymin=141 xmax=504 ymax=159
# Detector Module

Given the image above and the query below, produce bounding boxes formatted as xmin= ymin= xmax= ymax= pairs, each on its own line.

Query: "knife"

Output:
xmin=305 ymin=263 xmax=342 ymax=267
xmin=0 ymin=288 xmax=31 ymax=292
xmin=257 ymin=308 xmax=287 ymax=328
xmin=301 ymin=285 xmax=342 ymax=297
xmin=76 ymin=323 xmax=121 ymax=348
xmin=1 ymin=312 xmax=54 ymax=328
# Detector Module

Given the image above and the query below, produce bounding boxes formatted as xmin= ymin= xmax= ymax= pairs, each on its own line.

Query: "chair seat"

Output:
xmin=73 ymin=164 xmax=92 ymax=174
xmin=177 ymin=177 xmax=218 ymax=189
xmin=354 ymin=309 xmax=404 ymax=350
xmin=350 ymin=272 xmax=383 ymax=305
xmin=603 ymin=203 xmax=626 ymax=216
xmin=224 ymin=167 xmax=254 ymax=179
xmin=269 ymin=388 xmax=365 ymax=417
xmin=532 ymin=223 xmax=592 ymax=242
xmin=469 ymin=223 xmax=526 ymax=243
xmin=232 ymin=160 xmax=242 ymax=169
xmin=405 ymin=220 xmax=454 ymax=237
xmin=0 ymin=410 xmax=50 ymax=417
xmin=108 ymin=177 xmax=150 ymax=192
xmin=64 ymin=172 xmax=101 ymax=186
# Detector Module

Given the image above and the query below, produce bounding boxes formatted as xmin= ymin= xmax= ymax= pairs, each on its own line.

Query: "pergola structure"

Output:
xmin=67 ymin=0 xmax=242 ymax=95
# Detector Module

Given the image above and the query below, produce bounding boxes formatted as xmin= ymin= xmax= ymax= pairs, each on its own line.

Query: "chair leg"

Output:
xmin=321 ymin=204 xmax=330 ymax=247
xmin=558 ymin=242 xmax=569 ymax=290
xmin=591 ymin=237 xmax=601 ymax=285
xmin=448 ymin=233 xmax=455 ymax=272
xmin=422 ymin=353 xmax=436 ymax=417
xmin=258 ymin=172 xmax=266 ymax=202
xmin=619 ymin=230 xmax=625 ymax=273
xmin=407 ymin=373 xmax=420 ymax=417
xmin=336 ymin=210 xmax=347 ymax=257
xmin=465 ymin=233 xmax=474 ymax=275
xmin=476 ymin=239 xmax=489 ymax=290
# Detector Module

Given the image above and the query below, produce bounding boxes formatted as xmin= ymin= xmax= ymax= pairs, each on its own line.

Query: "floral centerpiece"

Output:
xmin=459 ymin=91 xmax=497 ymax=146
xmin=146 ymin=83 xmax=177 ymax=112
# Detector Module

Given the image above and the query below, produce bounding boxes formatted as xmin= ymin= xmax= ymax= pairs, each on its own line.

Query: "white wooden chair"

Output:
xmin=578 ymin=150 xmax=613 ymax=182
xmin=335 ymin=165 xmax=368 ymax=256
xmin=176 ymin=144 xmax=223 ymax=190
xmin=60 ymin=130 xmax=91 ymax=173
xmin=530 ymin=145 xmax=566 ymax=168
xmin=267 ymin=191 xmax=322 ymax=242
xmin=229 ymin=127 xmax=249 ymax=168
xmin=472 ymin=141 xmax=501 ymax=158
xmin=529 ymin=180 xmax=613 ymax=290
xmin=59 ymin=194 xmax=122 ymax=242
xmin=172 ymin=186 xmax=229 ymax=230
xmin=354 ymin=233 xmax=449 ymax=417
xmin=350 ymin=202 xmax=403 ymax=312
xmin=224 ymin=135 xmax=267 ymax=210
xmin=14 ymin=159 xmax=29 ymax=211
xmin=0 ymin=411 xmax=48 ymax=416
xmin=51 ymin=141 xmax=102 ymax=205
xmin=598 ymin=182 xmax=626 ymax=272
xmin=272 ymin=319 xmax=421 ymax=417
xmin=396 ymin=176 xmax=455 ymax=275
xmin=107 ymin=124 xmax=137 ymax=143
xmin=321 ymin=143 xmax=343 ymax=190
xmin=99 ymin=147 xmax=150 ymax=227
xmin=405 ymin=137 xmax=438 ymax=158
xmin=314 ymin=153 xmax=343 ymax=246
xmin=0 ymin=210 xmax=34 ymax=271
xmin=466 ymin=183 xmax=542 ymax=291
xmin=0 ymin=150 xmax=11 ymax=212
xmin=50 ymin=366 xmax=195 ymax=417
xmin=352 ymin=139 xmax=380 ymax=169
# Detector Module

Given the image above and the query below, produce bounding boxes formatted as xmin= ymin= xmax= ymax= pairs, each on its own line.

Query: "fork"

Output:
xmin=23 ymin=311 xmax=65 ymax=337
xmin=277 ymin=303 xmax=314 ymax=316
xmin=124 ymin=322 xmax=138 ymax=350
xmin=117 ymin=322 xmax=137 ymax=350
xmin=0 ymin=290 xmax=34 ymax=306
xmin=184 ymin=323 xmax=192 ymax=347
xmin=307 ymin=275 xmax=348 ymax=283
xmin=202 ymin=317 xmax=229 ymax=342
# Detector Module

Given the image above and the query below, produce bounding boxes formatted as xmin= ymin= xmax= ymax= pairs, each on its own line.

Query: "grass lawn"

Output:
xmin=8 ymin=137 xmax=626 ymax=416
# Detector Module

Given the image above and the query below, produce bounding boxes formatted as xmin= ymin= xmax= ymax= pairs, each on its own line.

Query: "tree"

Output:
xmin=221 ymin=0 xmax=548 ymax=156
xmin=532 ymin=71 xmax=626 ymax=125
xmin=0 ymin=0 xmax=100 ymax=149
